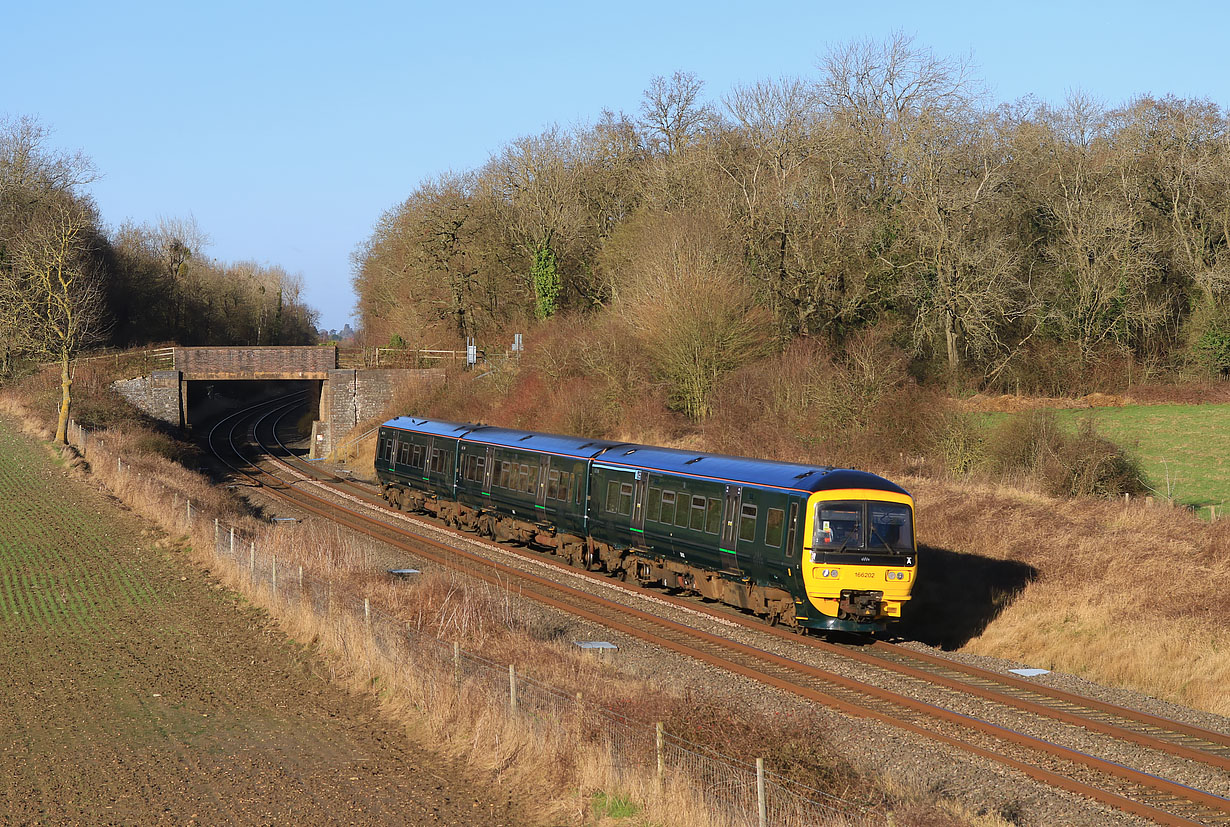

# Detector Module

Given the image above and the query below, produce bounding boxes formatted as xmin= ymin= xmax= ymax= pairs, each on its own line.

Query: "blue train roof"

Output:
xmin=382 ymin=417 xmax=479 ymax=439
xmin=460 ymin=425 xmax=626 ymax=459
xmin=381 ymin=417 xmax=909 ymax=497
xmin=593 ymin=443 xmax=909 ymax=496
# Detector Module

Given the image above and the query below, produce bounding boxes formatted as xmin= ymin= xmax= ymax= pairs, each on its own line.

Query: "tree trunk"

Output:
xmin=945 ymin=307 xmax=959 ymax=384
xmin=56 ymin=352 xmax=72 ymax=444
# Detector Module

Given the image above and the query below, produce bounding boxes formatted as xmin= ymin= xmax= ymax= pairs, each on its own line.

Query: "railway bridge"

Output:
xmin=114 ymin=346 xmax=443 ymax=457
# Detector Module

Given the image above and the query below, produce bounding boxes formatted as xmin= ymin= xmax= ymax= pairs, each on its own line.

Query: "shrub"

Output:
xmin=985 ymin=410 xmax=1147 ymax=498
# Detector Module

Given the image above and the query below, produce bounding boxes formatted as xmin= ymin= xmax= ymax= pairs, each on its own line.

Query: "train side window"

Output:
xmin=411 ymin=444 xmax=423 ymax=469
xmin=646 ymin=487 xmax=661 ymax=522
xmin=381 ymin=438 xmax=392 ymax=461
xmin=689 ymin=495 xmax=707 ymax=531
xmin=676 ymin=494 xmax=692 ymax=528
xmin=515 ymin=464 xmax=528 ymax=493
xmin=461 ymin=454 xmax=475 ymax=481
xmin=618 ymin=482 xmax=634 ymax=516
xmin=739 ymin=504 xmax=758 ymax=542
xmin=571 ymin=472 xmax=581 ymax=505
xmin=546 ymin=469 xmax=560 ymax=499
xmin=785 ymin=502 xmax=798 ymax=556
xmin=526 ymin=464 xmax=539 ymax=494
xmin=398 ymin=442 xmax=411 ymax=466
xmin=705 ymin=498 xmax=722 ymax=534
xmin=605 ymin=480 xmax=620 ymax=513
xmin=430 ymin=448 xmax=443 ymax=474
xmin=660 ymin=491 xmax=676 ymax=524
xmin=765 ymin=507 xmax=785 ymax=547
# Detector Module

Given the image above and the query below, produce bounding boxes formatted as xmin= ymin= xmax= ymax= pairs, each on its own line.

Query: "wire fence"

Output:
xmin=67 ymin=418 xmax=881 ymax=827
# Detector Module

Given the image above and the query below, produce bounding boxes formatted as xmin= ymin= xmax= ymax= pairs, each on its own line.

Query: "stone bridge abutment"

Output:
xmin=113 ymin=346 xmax=442 ymax=458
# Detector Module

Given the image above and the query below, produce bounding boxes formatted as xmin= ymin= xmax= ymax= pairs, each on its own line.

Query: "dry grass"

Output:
xmin=907 ymin=475 xmax=1230 ymax=714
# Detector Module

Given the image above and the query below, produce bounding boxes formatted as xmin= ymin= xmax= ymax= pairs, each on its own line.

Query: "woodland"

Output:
xmin=353 ymin=35 xmax=1230 ymax=416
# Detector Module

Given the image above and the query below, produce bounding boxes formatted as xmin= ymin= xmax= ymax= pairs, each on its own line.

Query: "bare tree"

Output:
xmin=639 ymin=71 xmax=712 ymax=156
xmin=4 ymin=199 xmax=105 ymax=441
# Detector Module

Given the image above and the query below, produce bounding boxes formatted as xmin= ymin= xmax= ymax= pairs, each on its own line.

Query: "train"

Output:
xmin=374 ymin=417 xmax=917 ymax=634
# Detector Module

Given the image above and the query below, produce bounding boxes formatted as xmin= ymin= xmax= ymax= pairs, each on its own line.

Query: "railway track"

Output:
xmin=210 ymin=394 xmax=1230 ymax=826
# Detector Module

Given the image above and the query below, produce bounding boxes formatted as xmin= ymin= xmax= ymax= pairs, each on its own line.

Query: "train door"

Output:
xmin=536 ymin=454 xmax=549 ymax=508
xmin=720 ymin=485 xmax=743 ymax=575
xmin=483 ymin=446 xmax=495 ymax=492
xmin=631 ymin=470 xmax=648 ymax=534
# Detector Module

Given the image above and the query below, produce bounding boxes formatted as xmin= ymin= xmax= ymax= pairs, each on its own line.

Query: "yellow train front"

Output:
xmin=793 ymin=477 xmax=917 ymax=633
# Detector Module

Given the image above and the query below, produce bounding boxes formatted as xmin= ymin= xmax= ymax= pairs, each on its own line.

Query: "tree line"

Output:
xmin=353 ymin=34 xmax=1230 ymax=411
xmin=1 ymin=115 xmax=319 ymax=439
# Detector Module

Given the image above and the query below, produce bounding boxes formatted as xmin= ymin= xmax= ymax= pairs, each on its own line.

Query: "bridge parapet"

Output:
xmin=174 ymin=346 xmax=337 ymax=380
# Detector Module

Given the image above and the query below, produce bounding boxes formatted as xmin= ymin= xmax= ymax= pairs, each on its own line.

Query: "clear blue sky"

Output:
xmin=4 ymin=0 xmax=1228 ymax=333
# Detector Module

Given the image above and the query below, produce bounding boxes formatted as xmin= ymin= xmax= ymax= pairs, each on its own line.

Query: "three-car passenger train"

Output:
xmin=375 ymin=417 xmax=916 ymax=633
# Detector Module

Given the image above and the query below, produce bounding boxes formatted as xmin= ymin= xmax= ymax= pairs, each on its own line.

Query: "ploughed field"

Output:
xmin=0 ymin=420 xmax=518 ymax=825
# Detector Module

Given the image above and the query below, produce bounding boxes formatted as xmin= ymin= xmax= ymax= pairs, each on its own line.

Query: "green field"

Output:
xmin=980 ymin=404 xmax=1230 ymax=513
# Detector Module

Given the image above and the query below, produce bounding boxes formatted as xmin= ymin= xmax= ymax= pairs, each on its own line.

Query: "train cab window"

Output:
xmin=706 ymin=498 xmax=722 ymax=534
xmin=646 ymin=487 xmax=661 ymax=522
xmin=765 ymin=507 xmax=785 ymax=547
xmin=816 ymin=504 xmax=862 ymax=550
xmin=659 ymin=491 xmax=676 ymax=524
xmin=869 ymin=504 xmax=914 ymax=552
xmin=739 ymin=504 xmax=758 ymax=542
xmin=689 ymin=495 xmax=707 ymax=531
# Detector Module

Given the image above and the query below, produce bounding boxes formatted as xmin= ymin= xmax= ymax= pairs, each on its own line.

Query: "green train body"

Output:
xmin=375 ymin=417 xmax=917 ymax=633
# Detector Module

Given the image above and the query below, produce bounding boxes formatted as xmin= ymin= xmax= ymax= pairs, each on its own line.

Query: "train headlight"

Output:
xmin=885 ymin=571 xmax=910 ymax=582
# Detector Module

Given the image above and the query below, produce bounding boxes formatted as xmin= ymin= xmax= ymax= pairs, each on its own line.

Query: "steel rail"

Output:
xmin=207 ymin=397 xmax=1230 ymax=826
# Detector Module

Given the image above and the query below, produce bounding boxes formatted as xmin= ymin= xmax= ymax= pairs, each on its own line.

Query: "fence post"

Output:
xmin=229 ymin=527 xmax=235 ymax=557
xmin=214 ymin=518 xmax=219 ymax=549
xmin=756 ymin=757 xmax=767 ymax=827
xmin=656 ymin=722 xmax=664 ymax=792
xmin=364 ymin=597 xmax=371 ymax=626
xmin=298 ymin=565 xmax=303 ymax=593
xmin=272 ymin=554 xmax=277 ymax=594
xmin=453 ymin=641 xmax=461 ymax=688
xmin=509 ymin=664 xmax=517 ymax=714
xmin=186 ymin=498 xmax=191 ymax=526
xmin=249 ymin=542 xmax=255 ymax=576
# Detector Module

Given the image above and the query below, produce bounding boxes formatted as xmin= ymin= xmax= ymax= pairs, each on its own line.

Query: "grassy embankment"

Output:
xmin=0 ymin=361 xmax=1006 ymax=827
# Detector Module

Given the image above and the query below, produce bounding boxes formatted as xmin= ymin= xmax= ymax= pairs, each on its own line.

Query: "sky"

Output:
xmin=4 ymin=0 xmax=1229 ymax=333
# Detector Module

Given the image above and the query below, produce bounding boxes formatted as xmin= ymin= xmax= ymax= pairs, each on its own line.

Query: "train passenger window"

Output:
xmin=618 ymin=482 xmax=634 ymax=516
xmin=646 ymin=488 xmax=661 ymax=522
xmin=675 ymin=493 xmax=691 ymax=528
xmin=785 ymin=502 xmax=798 ymax=557
xmin=430 ymin=448 xmax=443 ymax=474
xmin=411 ymin=444 xmax=423 ymax=469
xmin=547 ymin=469 xmax=560 ymax=499
xmin=605 ymin=480 xmax=621 ymax=513
xmin=659 ymin=491 xmax=676 ymax=524
xmin=398 ymin=442 xmax=411 ymax=466
xmin=706 ymin=498 xmax=722 ymax=534
xmin=515 ymin=464 xmax=528 ymax=493
xmin=689 ymin=495 xmax=706 ymax=531
xmin=739 ymin=504 xmax=758 ymax=542
xmin=765 ymin=508 xmax=785 ymax=547
xmin=526 ymin=465 xmax=539 ymax=494
xmin=461 ymin=454 xmax=475 ymax=481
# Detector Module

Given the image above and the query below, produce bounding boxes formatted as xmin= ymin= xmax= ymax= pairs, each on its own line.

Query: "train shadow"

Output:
xmin=897 ymin=545 xmax=1038 ymax=650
